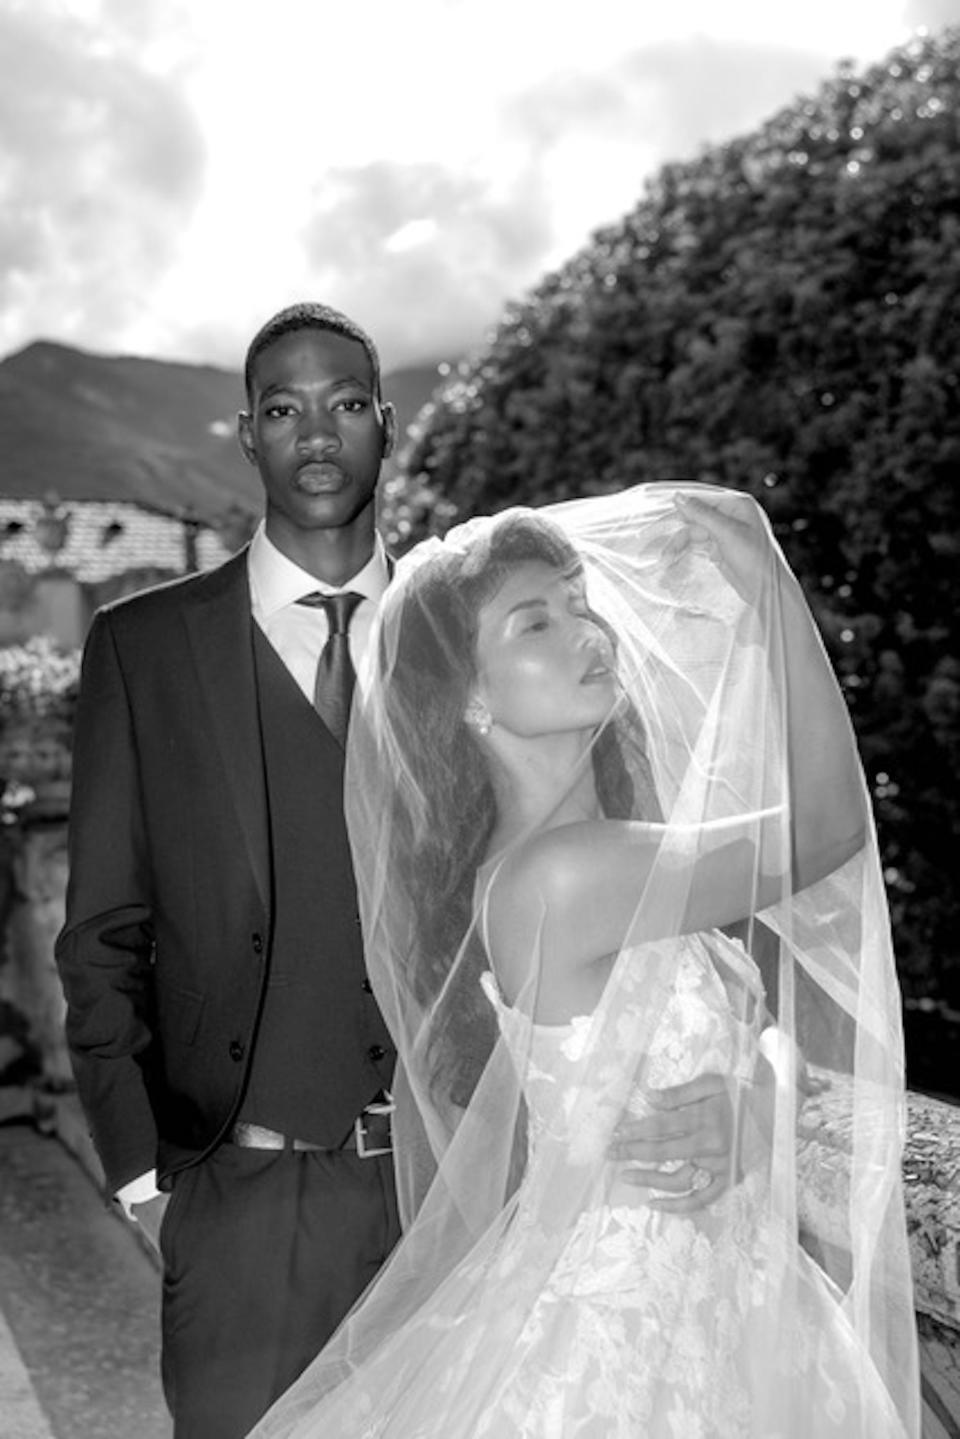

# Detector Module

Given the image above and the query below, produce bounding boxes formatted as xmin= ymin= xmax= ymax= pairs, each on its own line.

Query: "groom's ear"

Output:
xmin=380 ymin=401 xmax=397 ymax=459
xmin=237 ymin=410 xmax=258 ymax=466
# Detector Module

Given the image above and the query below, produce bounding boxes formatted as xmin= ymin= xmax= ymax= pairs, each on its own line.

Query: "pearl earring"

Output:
xmin=466 ymin=700 xmax=492 ymax=736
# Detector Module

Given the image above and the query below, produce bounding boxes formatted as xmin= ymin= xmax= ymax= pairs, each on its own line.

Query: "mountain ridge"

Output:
xmin=0 ymin=340 xmax=446 ymax=524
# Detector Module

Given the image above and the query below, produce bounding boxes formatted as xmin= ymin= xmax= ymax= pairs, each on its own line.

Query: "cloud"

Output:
xmin=903 ymin=0 xmax=960 ymax=26
xmin=505 ymin=37 xmax=839 ymax=175
xmin=295 ymin=160 xmax=554 ymax=366
xmin=284 ymin=39 xmax=843 ymax=368
xmin=0 ymin=4 xmax=929 ymax=373
xmin=0 ymin=4 xmax=204 ymax=359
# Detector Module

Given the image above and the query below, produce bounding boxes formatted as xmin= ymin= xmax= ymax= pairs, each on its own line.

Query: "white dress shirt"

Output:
xmin=247 ymin=521 xmax=390 ymax=696
xmin=117 ymin=524 xmax=390 ymax=1214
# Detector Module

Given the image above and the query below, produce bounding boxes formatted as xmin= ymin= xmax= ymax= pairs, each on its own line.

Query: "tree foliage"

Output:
xmin=385 ymin=30 xmax=960 ymax=1004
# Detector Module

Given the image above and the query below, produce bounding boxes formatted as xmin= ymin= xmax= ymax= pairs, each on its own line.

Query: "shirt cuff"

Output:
xmin=758 ymin=1025 xmax=801 ymax=1084
xmin=116 ymin=1170 xmax=161 ymax=1217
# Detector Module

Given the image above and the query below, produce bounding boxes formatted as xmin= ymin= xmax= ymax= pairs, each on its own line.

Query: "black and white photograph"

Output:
xmin=0 ymin=1 xmax=957 ymax=1435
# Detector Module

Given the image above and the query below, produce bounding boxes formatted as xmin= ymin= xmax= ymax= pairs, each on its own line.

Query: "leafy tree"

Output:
xmin=386 ymin=30 xmax=960 ymax=1009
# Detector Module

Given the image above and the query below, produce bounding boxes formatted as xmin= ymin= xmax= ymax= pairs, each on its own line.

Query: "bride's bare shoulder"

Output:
xmin=480 ymin=819 xmax=661 ymax=984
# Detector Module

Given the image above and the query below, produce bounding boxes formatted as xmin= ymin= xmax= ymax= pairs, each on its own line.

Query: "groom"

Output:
xmin=57 ymin=300 xmax=738 ymax=1439
xmin=56 ymin=302 xmax=402 ymax=1439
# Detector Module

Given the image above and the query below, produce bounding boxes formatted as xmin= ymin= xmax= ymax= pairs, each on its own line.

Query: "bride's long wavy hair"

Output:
xmin=378 ymin=511 xmax=661 ymax=1106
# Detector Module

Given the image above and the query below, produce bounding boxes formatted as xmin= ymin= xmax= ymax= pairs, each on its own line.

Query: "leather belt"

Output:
xmin=229 ymin=1096 xmax=393 ymax=1160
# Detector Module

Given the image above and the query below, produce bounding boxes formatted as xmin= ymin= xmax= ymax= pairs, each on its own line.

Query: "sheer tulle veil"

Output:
xmin=250 ymin=482 xmax=919 ymax=1438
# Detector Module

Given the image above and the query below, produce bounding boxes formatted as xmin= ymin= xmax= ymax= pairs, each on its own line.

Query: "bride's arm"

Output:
xmin=675 ymin=491 xmax=867 ymax=894
xmin=486 ymin=815 xmax=780 ymax=979
xmin=776 ymin=549 xmax=867 ymax=890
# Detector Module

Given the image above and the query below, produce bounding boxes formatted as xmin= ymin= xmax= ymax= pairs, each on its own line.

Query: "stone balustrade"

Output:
xmin=797 ymin=1078 xmax=960 ymax=1435
xmin=903 ymin=1093 xmax=960 ymax=1437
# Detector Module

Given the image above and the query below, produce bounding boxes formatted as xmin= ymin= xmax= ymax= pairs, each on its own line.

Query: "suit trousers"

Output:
xmin=159 ymin=1140 xmax=401 ymax=1439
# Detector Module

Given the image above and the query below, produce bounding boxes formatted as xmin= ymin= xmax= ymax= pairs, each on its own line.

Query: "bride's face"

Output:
xmin=470 ymin=560 xmax=617 ymax=740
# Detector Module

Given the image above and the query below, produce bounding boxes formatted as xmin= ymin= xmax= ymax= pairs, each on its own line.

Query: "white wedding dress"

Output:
xmin=457 ymin=934 xmax=907 ymax=1438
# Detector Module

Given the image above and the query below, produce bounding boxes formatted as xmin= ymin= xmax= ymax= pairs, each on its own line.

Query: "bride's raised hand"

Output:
xmin=667 ymin=489 xmax=772 ymax=607
xmin=670 ymin=487 xmax=866 ymax=890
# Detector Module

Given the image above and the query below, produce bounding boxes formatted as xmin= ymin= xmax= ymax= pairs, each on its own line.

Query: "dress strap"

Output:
xmin=472 ymin=850 xmax=513 ymax=963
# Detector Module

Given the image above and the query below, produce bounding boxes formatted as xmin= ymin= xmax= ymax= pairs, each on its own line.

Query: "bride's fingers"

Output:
xmin=663 ymin=520 xmax=715 ymax=570
xmin=616 ymin=1153 xmax=733 ymax=1211
xmin=675 ymin=493 xmax=753 ymax=542
xmin=673 ymin=494 xmax=767 ymax=598
xmin=648 ymin=1165 xmax=731 ymax=1214
xmin=609 ymin=1121 xmax=729 ymax=1166
xmin=616 ymin=1163 xmax=697 ymax=1193
xmin=662 ymin=527 xmax=692 ymax=563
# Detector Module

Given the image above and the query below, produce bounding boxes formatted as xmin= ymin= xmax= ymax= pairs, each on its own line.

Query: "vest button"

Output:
xmin=368 ymin=1044 xmax=386 ymax=1063
xmin=362 ymin=978 xmax=373 ymax=994
xmin=228 ymin=1040 xmax=245 ymax=1062
xmin=251 ymin=933 xmax=264 ymax=954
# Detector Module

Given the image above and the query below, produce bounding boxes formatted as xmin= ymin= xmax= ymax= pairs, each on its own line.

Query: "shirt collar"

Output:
xmin=248 ymin=521 xmax=390 ymax=619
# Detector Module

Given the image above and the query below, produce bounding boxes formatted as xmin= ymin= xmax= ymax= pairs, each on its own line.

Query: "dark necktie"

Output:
xmin=296 ymin=591 xmax=363 ymax=745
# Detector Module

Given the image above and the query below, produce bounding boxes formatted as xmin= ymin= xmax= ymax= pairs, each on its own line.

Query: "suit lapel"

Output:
xmin=178 ymin=541 xmax=395 ymax=908
xmin=182 ymin=549 xmax=271 ymax=911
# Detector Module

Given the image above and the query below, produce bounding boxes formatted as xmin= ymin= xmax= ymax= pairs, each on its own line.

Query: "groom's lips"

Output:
xmin=294 ymin=462 xmax=347 ymax=493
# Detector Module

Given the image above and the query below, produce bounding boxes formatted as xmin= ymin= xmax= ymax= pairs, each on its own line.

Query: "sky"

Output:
xmin=1 ymin=0 xmax=958 ymax=374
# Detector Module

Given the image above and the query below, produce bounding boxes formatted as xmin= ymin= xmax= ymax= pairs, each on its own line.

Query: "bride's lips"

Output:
xmin=294 ymin=461 xmax=347 ymax=494
xmin=581 ymin=663 xmax=613 ymax=684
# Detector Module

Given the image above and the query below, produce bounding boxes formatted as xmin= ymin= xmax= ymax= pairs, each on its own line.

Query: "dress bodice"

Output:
xmin=479 ymin=930 xmax=764 ymax=1164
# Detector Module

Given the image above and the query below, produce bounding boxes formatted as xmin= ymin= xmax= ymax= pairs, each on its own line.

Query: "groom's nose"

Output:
xmin=296 ymin=408 xmax=340 ymax=455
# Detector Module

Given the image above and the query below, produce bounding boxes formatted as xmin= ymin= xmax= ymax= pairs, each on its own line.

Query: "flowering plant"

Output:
xmin=0 ymin=637 xmax=80 ymax=727
xmin=0 ymin=638 xmax=81 ymax=807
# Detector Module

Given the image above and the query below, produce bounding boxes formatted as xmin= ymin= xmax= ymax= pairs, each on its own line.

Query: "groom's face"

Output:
xmin=238 ymin=327 xmax=395 ymax=542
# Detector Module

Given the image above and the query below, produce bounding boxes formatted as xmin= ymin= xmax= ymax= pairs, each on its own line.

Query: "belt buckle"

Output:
xmin=354 ymin=1094 xmax=394 ymax=1159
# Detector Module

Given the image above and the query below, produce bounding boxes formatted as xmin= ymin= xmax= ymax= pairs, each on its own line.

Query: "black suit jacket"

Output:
xmin=56 ymin=548 xmax=378 ymax=1192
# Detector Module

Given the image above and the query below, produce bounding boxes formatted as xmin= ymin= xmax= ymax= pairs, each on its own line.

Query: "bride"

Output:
xmin=250 ymin=483 xmax=919 ymax=1437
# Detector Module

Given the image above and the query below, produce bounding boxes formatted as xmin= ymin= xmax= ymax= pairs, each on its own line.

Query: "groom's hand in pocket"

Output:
xmin=608 ymin=1072 xmax=734 ymax=1214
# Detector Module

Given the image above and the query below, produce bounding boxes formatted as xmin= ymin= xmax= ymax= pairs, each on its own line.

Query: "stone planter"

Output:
xmin=0 ymin=686 xmax=75 ymax=1093
xmin=0 ymin=815 xmax=71 ymax=1088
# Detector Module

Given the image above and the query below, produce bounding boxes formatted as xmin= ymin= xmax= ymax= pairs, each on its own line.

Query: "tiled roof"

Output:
xmin=0 ymin=499 xmax=237 ymax=583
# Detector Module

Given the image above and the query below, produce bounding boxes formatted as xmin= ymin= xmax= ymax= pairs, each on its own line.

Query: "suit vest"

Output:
xmin=238 ymin=626 xmax=395 ymax=1144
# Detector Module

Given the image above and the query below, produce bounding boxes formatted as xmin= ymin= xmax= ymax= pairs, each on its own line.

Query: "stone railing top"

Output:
xmin=797 ymin=1082 xmax=960 ymax=1329
xmin=901 ymin=1091 xmax=960 ymax=1329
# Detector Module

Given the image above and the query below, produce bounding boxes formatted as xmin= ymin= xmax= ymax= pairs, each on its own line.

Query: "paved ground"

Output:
xmin=0 ymin=1116 xmax=169 ymax=1439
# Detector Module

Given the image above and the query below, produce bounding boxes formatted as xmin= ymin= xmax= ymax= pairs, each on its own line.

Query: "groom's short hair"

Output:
xmin=243 ymin=301 xmax=383 ymax=403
